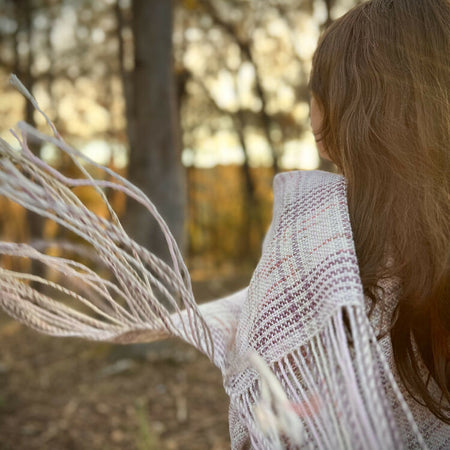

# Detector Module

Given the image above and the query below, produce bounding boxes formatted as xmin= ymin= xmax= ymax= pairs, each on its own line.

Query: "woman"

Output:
xmin=0 ymin=0 xmax=448 ymax=448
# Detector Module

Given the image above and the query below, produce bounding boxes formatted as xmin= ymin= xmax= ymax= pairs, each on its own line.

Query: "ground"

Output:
xmin=0 ymin=273 xmax=251 ymax=450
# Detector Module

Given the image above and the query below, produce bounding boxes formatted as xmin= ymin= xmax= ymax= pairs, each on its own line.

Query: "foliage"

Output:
xmin=0 ymin=0 xmax=349 ymax=269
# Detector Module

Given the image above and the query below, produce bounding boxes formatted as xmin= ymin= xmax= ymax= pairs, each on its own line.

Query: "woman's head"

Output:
xmin=310 ymin=0 xmax=450 ymax=422
xmin=310 ymin=0 xmax=450 ymax=180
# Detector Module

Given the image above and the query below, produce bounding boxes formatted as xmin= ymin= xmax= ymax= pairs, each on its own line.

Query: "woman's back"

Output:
xmin=370 ymin=276 xmax=449 ymax=447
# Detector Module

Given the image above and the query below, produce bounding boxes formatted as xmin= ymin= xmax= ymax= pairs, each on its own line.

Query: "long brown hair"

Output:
xmin=309 ymin=0 xmax=450 ymax=422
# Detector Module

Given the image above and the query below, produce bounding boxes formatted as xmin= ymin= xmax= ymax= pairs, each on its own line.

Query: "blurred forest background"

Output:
xmin=0 ymin=0 xmax=357 ymax=449
xmin=0 ymin=0 xmax=353 ymax=276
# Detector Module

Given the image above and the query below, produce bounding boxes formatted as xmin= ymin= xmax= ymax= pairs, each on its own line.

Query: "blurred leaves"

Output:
xmin=0 ymin=0 xmax=346 ymax=272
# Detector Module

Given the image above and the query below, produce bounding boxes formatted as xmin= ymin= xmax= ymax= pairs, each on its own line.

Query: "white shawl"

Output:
xmin=0 ymin=76 xmax=448 ymax=449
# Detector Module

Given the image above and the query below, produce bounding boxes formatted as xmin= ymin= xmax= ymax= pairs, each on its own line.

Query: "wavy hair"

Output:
xmin=309 ymin=0 xmax=450 ymax=422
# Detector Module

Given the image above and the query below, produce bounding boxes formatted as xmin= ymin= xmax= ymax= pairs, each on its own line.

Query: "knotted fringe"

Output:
xmin=0 ymin=75 xmax=214 ymax=359
xmin=235 ymin=305 xmax=426 ymax=449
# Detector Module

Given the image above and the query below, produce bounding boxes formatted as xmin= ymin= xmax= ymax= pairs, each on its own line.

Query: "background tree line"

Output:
xmin=0 ymin=0 xmax=356 ymax=278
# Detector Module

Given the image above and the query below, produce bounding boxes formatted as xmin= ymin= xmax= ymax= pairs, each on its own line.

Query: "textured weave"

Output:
xmin=1 ymin=77 xmax=449 ymax=449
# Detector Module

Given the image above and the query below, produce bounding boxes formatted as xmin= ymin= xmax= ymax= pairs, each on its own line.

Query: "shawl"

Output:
xmin=1 ymin=76 xmax=449 ymax=449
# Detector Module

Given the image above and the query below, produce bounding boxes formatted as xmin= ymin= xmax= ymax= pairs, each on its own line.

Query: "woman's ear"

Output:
xmin=310 ymin=96 xmax=331 ymax=161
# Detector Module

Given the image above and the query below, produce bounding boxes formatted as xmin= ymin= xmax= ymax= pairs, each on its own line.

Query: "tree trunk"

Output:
xmin=323 ymin=0 xmax=335 ymax=27
xmin=126 ymin=0 xmax=185 ymax=262
xmin=234 ymin=111 xmax=264 ymax=262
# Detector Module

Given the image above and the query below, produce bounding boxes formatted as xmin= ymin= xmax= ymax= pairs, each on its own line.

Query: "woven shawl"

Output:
xmin=1 ymin=77 xmax=449 ymax=449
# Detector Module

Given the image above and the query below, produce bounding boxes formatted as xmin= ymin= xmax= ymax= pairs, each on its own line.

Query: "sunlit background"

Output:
xmin=2 ymin=0 xmax=353 ymax=169
xmin=0 ymin=0 xmax=358 ymax=272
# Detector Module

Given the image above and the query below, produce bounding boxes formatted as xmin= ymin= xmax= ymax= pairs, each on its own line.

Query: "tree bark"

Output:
xmin=126 ymin=0 xmax=186 ymax=262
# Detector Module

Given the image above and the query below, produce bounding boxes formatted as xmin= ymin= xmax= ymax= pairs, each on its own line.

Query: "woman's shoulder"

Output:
xmin=273 ymin=169 xmax=345 ymax=193
xmin=268 ymin=169 xmax=349 ymax=238
xmin=270 ymin=170 xmax=347 ymax=219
